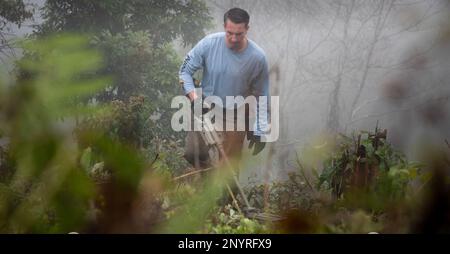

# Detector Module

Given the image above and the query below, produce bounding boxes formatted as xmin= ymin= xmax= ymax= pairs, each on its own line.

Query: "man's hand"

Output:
xmin=187 ymin=91 xmax=198 ymax=102
xmin=247 ymin=131 xmax=266 ymax=155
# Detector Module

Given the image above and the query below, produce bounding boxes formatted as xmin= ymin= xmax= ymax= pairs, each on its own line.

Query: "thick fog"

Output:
xmin=203 ymin=0 xmax=450 ymax=182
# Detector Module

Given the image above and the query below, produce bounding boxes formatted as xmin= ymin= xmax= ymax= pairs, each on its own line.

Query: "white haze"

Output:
xmin=206 ymin=0 xmax=450 ymax=183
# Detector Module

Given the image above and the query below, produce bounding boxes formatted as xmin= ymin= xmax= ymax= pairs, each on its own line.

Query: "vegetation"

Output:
xmin=0 ymin=0 xmax=449 ymax=234
xmin=0 ymin=0 xmax=34 ymax=60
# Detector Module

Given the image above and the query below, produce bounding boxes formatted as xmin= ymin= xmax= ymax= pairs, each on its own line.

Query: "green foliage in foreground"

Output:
xmin=0 ymin=34 xmax=164 ymax=233
xmin=0 ymin=34 xmax=107 ymax=233
xmin=205 ymin=204 xmax=271 ymax=234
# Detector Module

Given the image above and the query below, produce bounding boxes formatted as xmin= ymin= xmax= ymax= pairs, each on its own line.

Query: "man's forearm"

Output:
xmin=187 ymin=90 xmax=198 ymax=102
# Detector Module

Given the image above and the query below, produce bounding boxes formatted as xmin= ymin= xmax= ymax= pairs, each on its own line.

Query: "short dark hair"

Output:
xmin=224 ymin=8 xmax=250 ymax=26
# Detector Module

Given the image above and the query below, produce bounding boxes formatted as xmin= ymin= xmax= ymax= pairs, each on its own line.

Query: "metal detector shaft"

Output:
xmin=193 ymin=112 xmax=252 ymax=209
xmin=215 ymin=142 xmax=251 ymax=209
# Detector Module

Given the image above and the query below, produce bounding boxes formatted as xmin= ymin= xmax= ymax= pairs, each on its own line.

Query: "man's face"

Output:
xmin=224 ymin=20 xmax=248 ymax=51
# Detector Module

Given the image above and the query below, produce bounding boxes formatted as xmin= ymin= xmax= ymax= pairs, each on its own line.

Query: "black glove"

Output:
xmin=247 ymin=131 xmax=266 ymax=155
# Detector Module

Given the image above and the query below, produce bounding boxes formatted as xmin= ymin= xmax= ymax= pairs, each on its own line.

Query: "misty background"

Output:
xmin=208 ymin=0 xmax=450 ymax=183
xmin=3 ymin=0 xmax=450 ymax=183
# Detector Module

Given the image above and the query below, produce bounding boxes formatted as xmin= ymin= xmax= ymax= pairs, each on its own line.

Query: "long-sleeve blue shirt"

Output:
xmin=179 ymin=32 xmax=270 ymax=136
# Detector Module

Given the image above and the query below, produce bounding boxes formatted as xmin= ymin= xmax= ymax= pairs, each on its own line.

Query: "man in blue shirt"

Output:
xmin=179 ymin=7 xmax=270 ymax=169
